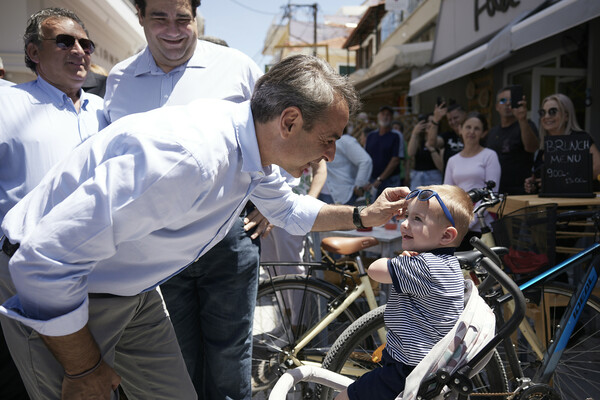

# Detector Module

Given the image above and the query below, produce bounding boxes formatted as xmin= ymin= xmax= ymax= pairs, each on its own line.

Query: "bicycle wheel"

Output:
xmin=320 ymin=305 xmax=509 ymax=400
xmin=510 ymin=283 xmax=600 ymax=398
xmin=251 ymin=274 xmax=363 ymax=398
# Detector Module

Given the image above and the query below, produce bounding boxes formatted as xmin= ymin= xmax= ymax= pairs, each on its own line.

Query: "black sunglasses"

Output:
xmin=42 ymin=34 xmax=95 ymax=54
xmin=538 ymin=107 xmax=558 ymax=117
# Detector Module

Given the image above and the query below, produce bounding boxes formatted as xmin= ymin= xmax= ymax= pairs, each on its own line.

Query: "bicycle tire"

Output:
xmin=320 ymin=305 xmax=509 ymax=400
xmin=251 ymin=274 xmax=364 ymax=397
xmin=508 ymin=282 xmax=600 ymax=399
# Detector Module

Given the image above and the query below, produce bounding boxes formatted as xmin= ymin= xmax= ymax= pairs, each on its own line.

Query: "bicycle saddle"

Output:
xmin=321 ymin=236 xmax=379 ymax=255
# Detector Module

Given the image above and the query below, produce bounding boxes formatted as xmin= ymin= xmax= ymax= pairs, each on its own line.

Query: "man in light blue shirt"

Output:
xmin=103 ymin=0 xmax=265 ymax=397
xmin=0 ymin=8 xmax=106 ymax=400
xmin=0 ymin=54 xmax=409 ymax=400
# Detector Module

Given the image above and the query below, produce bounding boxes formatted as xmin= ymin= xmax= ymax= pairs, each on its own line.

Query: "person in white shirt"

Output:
xmin=103 ymin=0 xmax=265 ymax=397
xmin=0 ymin=8 xmax=106 ymax=399
xmin=0 ymin=54 xmax=409 ymax=400
xmin=319 ymin=126 xmax=373 ymax=205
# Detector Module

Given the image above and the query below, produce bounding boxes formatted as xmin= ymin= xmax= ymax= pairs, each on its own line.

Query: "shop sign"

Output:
xmin=432 ymin=0 xmax=545 ymax=64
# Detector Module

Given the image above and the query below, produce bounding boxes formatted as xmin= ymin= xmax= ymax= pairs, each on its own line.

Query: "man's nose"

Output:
xmin=324 ymin=144 xmax=336 ymax=162
xmin=71 ymin=40 xmax=86 ymax=56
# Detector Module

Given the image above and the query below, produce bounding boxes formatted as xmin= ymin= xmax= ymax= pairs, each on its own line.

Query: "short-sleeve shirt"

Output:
xmin=365 ymin=130 xmax=401 ymax=180
xmin=485 ymin=120 xmax=538 ymax=195
xmin=441 ymin=130 xmax=464 ymax=172
xmin=384 ymin=249 xmax=464 ymax=365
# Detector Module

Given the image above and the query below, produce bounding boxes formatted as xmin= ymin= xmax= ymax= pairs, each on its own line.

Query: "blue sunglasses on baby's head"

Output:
xmin=405 ymin=189 xmax=456 ymax=227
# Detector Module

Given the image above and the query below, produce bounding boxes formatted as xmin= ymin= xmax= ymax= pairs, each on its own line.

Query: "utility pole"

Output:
xmin=288 ymin=3 xmax=318 ymax=56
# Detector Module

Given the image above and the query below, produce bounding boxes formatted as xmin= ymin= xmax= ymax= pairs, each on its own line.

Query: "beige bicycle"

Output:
xmin=252 ymin=235 xmax=387 ymax=398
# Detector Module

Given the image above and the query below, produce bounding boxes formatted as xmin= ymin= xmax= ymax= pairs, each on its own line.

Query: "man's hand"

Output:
xmin=512 ymin=96 xmax=527 ymax=121
xmin=243 ymin=209 xmax=273 ymax=239
xmin=62 ymin=361 xmax=120 ymax=400
xmin=360 ymin=186 xmax=410 ymax=227
xmin=524 ymin=175 xmax=541 ymax=194
xmin=432 ymin=102 xmax=447 ymax=124
xmin=40 ymin=325 xmax=120 ymax=400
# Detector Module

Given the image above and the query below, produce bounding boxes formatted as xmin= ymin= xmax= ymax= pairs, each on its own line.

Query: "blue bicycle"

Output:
xmin=487 ymin=208 xmax=600 ymax=399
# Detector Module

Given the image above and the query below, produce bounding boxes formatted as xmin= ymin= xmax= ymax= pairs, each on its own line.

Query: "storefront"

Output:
xmin=408 ymin=0 xmax=600 ymax=141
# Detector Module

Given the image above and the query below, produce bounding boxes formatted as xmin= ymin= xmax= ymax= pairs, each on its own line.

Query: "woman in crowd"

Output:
xmin=444 ymin=112 xmax=501 ymax=250
xmin=407 ymin=113 xmax=444 ymax=188
xmin=524 ymin=93 xmax=600 ymax=193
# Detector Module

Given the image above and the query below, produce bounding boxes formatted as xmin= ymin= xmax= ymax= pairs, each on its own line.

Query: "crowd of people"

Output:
xmin=0 ymin=1 xmax=598 ymax=400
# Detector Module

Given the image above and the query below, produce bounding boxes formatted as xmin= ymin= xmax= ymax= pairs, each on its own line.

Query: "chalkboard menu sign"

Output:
xmin=540 ymin=135 xmax=594 ymax=198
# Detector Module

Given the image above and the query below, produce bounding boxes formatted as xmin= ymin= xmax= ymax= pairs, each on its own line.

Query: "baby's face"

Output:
xmin=400 ymin=198 xmax=450 ymax=252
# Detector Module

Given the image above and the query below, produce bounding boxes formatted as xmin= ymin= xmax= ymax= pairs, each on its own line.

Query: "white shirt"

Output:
xmin=1 ymin=100 xmax=324 ymax=337
xmin=322 ymin=134 xmax=372 ymax=204
xmin=104 ymin=40 xmax=262 ymax=122
xmin=0 ymin=77 xmax=107 ymax=234
xmin=444 ymin=148 xmax=501 ymax=231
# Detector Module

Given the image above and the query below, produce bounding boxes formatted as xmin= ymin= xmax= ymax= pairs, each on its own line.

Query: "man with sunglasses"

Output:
xmin=484 ymin=87 xmax=539 ymax=195
xmin=0 ymin=7 xmax=107 ymax=400
xmin=103 ymin=0 xmax=266 ymax=398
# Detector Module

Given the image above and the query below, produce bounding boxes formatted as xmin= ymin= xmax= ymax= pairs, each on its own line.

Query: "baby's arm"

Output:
xmin=367 ymin=258 xmax=393 ymax=283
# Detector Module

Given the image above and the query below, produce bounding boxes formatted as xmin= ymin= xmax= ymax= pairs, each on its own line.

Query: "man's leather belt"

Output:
xmin=2 ymin=238 xmax=19 ymax=258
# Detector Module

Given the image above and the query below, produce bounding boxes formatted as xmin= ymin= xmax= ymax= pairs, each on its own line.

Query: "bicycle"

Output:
xmin=318 ymin=237 xmax=524 ymax=400
xmin=484 ymin=208 xmax=600 ymax=399
xmin=252 ymin=234 xmax=388 ymax=398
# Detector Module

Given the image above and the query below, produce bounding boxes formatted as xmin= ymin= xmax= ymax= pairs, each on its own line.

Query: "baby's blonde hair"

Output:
xmin=415 ymin=184 xmax=474 ymax=246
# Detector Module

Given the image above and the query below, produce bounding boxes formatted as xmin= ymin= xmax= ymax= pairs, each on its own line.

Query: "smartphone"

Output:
xmin=417 ymin=114 xmax=428 ymax=122
xmin=510 ymin=85 xmax=523 ymax=109
xmin=436 ymin=96 xmax=445 ymax=107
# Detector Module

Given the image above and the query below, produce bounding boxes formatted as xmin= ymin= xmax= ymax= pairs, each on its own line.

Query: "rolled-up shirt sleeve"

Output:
xmin=1 ymin=133 xmax=203 ymax=336
xmin=250 ymin=167 xmax=325 ymax=235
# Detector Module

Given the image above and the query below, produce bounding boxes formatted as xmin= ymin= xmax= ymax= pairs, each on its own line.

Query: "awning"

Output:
xmin=351 ymin=41 xmax=433 ymax=94
xmin=409 ymin=0 xmax=600 ymax=96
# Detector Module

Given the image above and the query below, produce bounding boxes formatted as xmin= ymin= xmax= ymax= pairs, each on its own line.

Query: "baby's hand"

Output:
xmin=401 ymin=250 xmax=419 ymax=257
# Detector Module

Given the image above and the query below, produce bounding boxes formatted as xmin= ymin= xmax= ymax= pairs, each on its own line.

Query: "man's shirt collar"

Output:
xmin=134 ymin=41 xmax=207 ymax=77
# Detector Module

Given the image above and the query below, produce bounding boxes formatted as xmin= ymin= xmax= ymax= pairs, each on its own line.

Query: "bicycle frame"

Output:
xmin=497 ymin=242 xmax=600 ymax=384
xmin=265 ymin=253 xmax=386 ymax=368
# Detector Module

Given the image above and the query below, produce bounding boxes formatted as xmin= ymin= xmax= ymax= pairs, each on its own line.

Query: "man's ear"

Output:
xmin=136 ymin=5 xmax=144 ymax=25
xmin=26 ymin=42 xmax=40 ymax=66
xmin=440 ymin=226 xmax=458 ymax=246
xmin=279 ymin=106 xmax=302 ymax=139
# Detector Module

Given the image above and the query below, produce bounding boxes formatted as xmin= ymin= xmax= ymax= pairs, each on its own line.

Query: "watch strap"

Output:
xmin=353 ymin=206 xmax=367 ymax=229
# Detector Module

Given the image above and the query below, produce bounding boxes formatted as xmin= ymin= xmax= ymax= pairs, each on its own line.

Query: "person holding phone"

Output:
xmin=426 ymin=101 xmax=466 ymax=174
xmin=524 ymin=93 xmax=600 ymax=193
xmin=484 ymin=86 xmax=538 ymax=195
xmin=407 ymin=113 xmax=444 ymax=188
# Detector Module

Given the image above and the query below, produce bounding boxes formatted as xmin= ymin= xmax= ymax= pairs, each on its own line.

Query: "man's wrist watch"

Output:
xmin=353 ymin=206 xmax=367 ymax=229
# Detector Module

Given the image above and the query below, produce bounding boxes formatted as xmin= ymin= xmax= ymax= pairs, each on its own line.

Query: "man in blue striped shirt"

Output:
xmin=337 ymin=185 xmax=474 ymax=400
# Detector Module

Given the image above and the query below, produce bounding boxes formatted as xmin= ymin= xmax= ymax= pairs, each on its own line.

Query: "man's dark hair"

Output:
xmin=447 ymin=103 xmax=465 ymax=113
xmin=135 ymin=0 xmax=201 ymax=17
xmin=251 ymin=54 xmax=361 ymax=132
xmin=497 ymin=86 xmax=512 ymax=97
xmin=24 ymin=8 xmax=89 ymax=73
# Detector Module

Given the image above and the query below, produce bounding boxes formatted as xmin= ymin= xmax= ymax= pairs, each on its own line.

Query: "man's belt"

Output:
xmin=2 ymin=238 xmax=19 ymax=258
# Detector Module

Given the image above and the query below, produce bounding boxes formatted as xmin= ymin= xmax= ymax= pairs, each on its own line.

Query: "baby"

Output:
xmin=336 ymin=184 xmax=474 ymax=400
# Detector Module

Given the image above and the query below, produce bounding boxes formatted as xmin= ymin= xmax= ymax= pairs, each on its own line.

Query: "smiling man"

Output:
xmin=103 ymin=0 xmax=268 ymax=398
xmin=0 ymin=7 xmax=107 ymax=400
xmin=0 ymin=54 xmax=409 ymax=400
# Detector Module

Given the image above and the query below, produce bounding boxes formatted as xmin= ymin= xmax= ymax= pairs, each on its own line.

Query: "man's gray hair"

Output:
xmin=23 ymin=8 xmax=89 ymax=73
xmin=251 ymin=54 xmax=360 ymax=131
